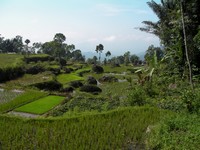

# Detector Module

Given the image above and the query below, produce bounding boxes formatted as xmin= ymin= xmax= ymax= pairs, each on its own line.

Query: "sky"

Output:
xmin=0 ymin=0 xmax=160 ymax=55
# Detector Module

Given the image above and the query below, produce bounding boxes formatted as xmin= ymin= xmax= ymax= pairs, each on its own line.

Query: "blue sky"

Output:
xmin=0 ymin=0 xmax=160 ymax=55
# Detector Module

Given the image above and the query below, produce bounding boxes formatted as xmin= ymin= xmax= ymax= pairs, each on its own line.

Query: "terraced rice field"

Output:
xmin=15 ymin=95 xmax=65 ymax=114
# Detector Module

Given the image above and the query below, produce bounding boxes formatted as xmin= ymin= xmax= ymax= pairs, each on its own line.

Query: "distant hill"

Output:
xmin=83 ymin=51 xmax=146 ymax=61
xmin=82 ymin=51 xmax=106 ymax=60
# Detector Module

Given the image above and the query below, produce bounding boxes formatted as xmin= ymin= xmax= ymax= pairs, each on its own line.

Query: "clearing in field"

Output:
xmin=15 ymin=95 xmax=65 ymax=114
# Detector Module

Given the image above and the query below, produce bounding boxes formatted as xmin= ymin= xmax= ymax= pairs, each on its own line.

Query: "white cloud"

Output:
xmin=103 ymin=35 xmax=116 ymax=42
xmin=87 ymin=38 xmax=98 ymax=42
xmin=95 ymin=4 xmax=149 ymax=17
xmin=30 ymin=18 xmax=39 ymax=24
xmin=96 ymin=4 xmax=132 ymax=16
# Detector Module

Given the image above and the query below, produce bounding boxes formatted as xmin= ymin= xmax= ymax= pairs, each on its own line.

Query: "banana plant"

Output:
xmin=135 ymin=50 xmax=158 ymax=85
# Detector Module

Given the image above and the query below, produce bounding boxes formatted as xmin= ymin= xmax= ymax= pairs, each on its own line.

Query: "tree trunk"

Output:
xmin=180 ymin=1 xmax=194 ymax=89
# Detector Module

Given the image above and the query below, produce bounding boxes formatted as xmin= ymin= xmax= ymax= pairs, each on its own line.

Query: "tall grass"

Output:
xmin=0 ymin=106 xmax=163 ymax=149
xmin=0 ymin=54 xmax=23 ymax=68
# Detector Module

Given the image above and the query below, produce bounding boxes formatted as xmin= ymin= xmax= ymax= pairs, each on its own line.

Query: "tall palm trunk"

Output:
xmin=180 ymin=1 xmax=193 ymax=89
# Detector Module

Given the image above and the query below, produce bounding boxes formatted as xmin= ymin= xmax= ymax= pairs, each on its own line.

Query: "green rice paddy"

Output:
xmin=15 ymin=95 xmax=65 ymax=114
xmin=56 ymin=74 xmax=84 ymax=84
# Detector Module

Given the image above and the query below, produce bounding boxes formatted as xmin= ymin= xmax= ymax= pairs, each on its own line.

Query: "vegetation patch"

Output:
xmin=15 ymin=95 xmax=65 ymax=114
xmin=92 ymin=65 xmax=104 ymax=73
xmin=69 ymin=80 xmax=83 ymax=88
xmin=56 ymin=74 xmax=84 ymax=84
xmin=146 ymin=114 xmax=200 ymax=150
xmin=5 ymin=72 xmax=53 ymax=88
xmin=24 ymin=54 xmax=53 ymax=63
xmin=99 ymin=75 xmax=118 ymax=83
xmin=0 ymin=90 xmax=47 ymax=113
xmin=33 ymin=80 xmax=62 ymax=91
xmin=80 ymin=85 xmax=102 ymax=93
xmin=0 ymin=54 xmax=23 ymax=68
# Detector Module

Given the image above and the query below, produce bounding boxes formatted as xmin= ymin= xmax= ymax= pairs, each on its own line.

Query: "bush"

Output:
xmin=157 ymin=97 xmax=186 ymax=112
xmin=0 ymin=66 xmax=24 ymax=83
xmin=128 ymin=86 xmax=147 ymax=106
xmin=92 ymin=65 xmax=104 ymax=73
xmin=80 ymin=85 xmax=102 ymax=93
xmin=99 ymin=75 xmax=118 ymax=83
xmin=146 ymin=114 xmax=200 ymax=150
xmin=33 ymin=81 xmax=62 ymax=91
xmin=61 ymin=86 xmax=74 ymax=93
xmin=87 ymin=76 xmax=97 ymax=85
xmin=181 ymin=89 xmax=200 ymax=114
xmin=24 ymin=55 xmax=53 ymax=63
xmin=60 ymin=58 xmax=67 ymax=67
xmin=48 ymin=67 xmax=61 ymax=75
xmin=63 ymin=67 xmax=72 ymax=73
xmin=69 ymin=81 xmax=83 ymax=88
xmin=26 ymin=65 xmax=45 ymax=74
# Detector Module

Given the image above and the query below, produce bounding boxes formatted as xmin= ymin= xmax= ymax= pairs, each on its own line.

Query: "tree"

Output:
xmin=140 ymin=0 xmax=200 ymax=88
xmin=53 ymin=33 xmax=66 ymax=68
xmin=32 ymin=42 xmax=42 ymax=54
xmin=130 ymin=54 xmax=139 ymax=65
xmin=116 ymin=55 xmax=124 ymax=64
xmin=145 ymin=45 xmax=164 ymax=63
xmin=180 ymin=0 xmax=193 ymax=89
xmin=25 ymin=39 xmax=30 ymax=45
xmin=105 ymin=51 xmax=111 ymax=60
xmin=53 ymin=33 xmax=66 ymax=43
xmin=13 ymin=35 xmax=23 ymax=53
xmin=124 ymin=51 xmax=130 ymax=66
xmin=95 ymin=44 xmax=104 ymax=63
xmin=24 ymin=39 xmax=30 ymax=57
xmin=93 ymin=56 xmax=98 ymax=64
xmin=71 ymin=49 xmax=85 ymax=62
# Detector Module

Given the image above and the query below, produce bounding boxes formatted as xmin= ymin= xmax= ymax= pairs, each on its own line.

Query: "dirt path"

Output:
xmin=8 ymin=111 xmax=39 ymax=118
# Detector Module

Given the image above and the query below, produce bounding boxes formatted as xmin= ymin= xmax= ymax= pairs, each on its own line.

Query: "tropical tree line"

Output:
xmin=140 ymin=0 xmax=200 ymax=87
xmin=0 ymin=33 xmax=85 ymax=63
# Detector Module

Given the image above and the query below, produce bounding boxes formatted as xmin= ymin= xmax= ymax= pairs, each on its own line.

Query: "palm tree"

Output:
xmin=105 ymin=51 xmax=111 ymax=60
xmin=25 ymin=39 xmax=30 ymax=57
xmin=95 ymin=44 xmax=104 ymax=63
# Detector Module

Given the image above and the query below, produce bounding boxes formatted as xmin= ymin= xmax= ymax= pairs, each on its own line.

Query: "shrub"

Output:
xmin=146 ymin=114 xmax=200 ymax=150
xmin=70 ymin=81 xmax=83 ymax=88
xmin=87 ymin=76 xmax=97 ymax=85
xmin=99 ymin=75 xmax=118 ymax=83
xmin=24 ymin=55 xmax=53 ymax=63
xmin=128 ymin=86 xmax=147 ymax=106
xmin=48 ymin=67 xmax=61 ymax=75
xmin=181 ymin=89 xmax=200 ymax=114
xmin=80 ymin=85 xmax=102 ymax=93
xmin=33 ymin=81 xmax=62 ymax=91
xmin=26 ymin=65 xmax=45 ymax=74
xmin=60 ymin=58 xmax=67 ymax=67
xmin=61 ymin=86 xmax=74 ymax=93
xmin=92 ymin=65 xmax=104 ymax=73
xmin=63 ymin=67 xmax=72 ymax=73
xmin=0 ymin=66 xmax=24 ymax=83
xmin=157 ymin=97 xmax=186 ymax=113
